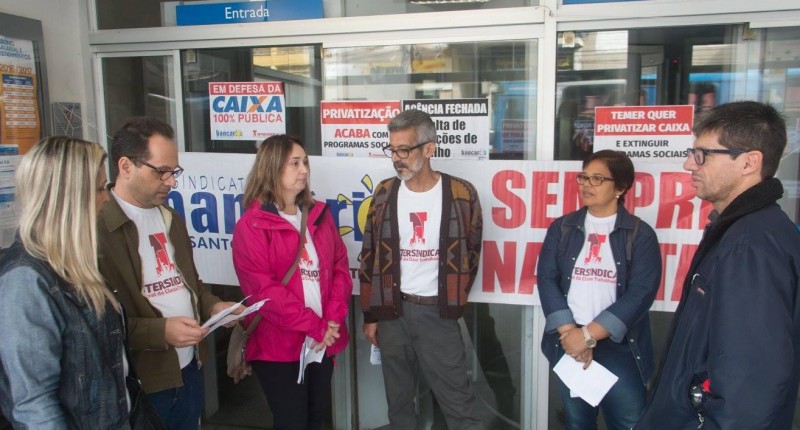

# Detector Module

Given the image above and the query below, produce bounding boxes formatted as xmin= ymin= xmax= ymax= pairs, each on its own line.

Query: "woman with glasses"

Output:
xmin=537 ymin=150 xmax=661 ymax=430
xmin=232 ymin=135 xmax=351 ymax=430
xmin=0 ymin=137 xmax=130 ymax=428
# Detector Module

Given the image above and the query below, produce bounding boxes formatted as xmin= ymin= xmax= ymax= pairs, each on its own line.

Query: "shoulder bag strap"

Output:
xmin=281 ymin=206 xmax=307 ymax=285
xmin=244 ymin=205 xmax=309 ymax=335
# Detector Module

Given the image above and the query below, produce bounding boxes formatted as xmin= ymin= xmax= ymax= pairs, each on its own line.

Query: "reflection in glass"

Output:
xmin=181 ymin=46 xmax=321 ymax=154
xmin=757 ymin=27 xmax=800 ymax=225
xmin=325 ymin=40 xmax=539 ymax=159
xmin=463 ymin=302 xmax=521 ymax=428
xmin=553 ymin=23 xmax=800 ymax=427
xmin=343 ymin=0 xmax=536 ymax=17
xmin=101 ymin=56 xmax=175 ymax=147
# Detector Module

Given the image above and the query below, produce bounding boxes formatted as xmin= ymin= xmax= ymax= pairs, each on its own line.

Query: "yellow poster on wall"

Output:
xmin=0 ymin=35 xmax=40 ymax=154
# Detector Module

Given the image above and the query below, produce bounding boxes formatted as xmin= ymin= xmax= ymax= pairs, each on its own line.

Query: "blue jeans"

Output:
xmin=555 ymin=340 xmax=646 ymax=430
xmin=146 ymin=359 xmax=203 ymax=430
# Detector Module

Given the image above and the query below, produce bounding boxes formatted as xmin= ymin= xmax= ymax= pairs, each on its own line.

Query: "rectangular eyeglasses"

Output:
xmin=686 ymin=147 xmax=747 ymax=165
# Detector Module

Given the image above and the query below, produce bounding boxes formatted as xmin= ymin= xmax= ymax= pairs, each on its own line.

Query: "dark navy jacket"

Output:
xmin=637 ymin=178 xmax=800 ymax=430
xmin=538 ymin=205 xmax=662 ymax=384
xmin=0 ymin=240 xmax=129 ymax=429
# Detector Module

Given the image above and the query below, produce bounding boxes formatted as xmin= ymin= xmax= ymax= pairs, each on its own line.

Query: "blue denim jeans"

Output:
xmin=555 ymin=339 xmax=646 ymax=430
xmin=146 ymin=359 xmax=203 ymax=430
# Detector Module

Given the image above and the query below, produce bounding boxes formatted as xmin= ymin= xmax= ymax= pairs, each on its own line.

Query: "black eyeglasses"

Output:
xmin=135 ymin=159 xmax=184 ymax=181
xmin=576 ymin=173 xmax=614 ymax=186
xmin=382 ymin=142 xmax=428 ymax=159
xmin=686 ymin=147 xmax=748 ymax=165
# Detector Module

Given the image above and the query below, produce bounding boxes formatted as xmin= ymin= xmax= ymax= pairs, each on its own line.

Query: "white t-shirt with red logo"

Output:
xmin=112 ymin=191 xmax=195 ymax=368
xmin=567 ymin=212 xmax=618 ymax=325
xmin=279 ymin=210 xmax=322 ymax=318
xmin=280 ymin=210 xmax=323 ymax=354
xmin=397 ymin=178 xmax=442 ymax=297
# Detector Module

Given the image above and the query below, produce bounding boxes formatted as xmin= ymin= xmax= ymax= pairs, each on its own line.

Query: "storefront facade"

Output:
xmin=77 ymin=0 xmax=800 ymax=428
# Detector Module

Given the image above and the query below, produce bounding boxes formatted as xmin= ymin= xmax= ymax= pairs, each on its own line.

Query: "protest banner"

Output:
xmin=208 ymin=81 xmax=285 ymax=141
xmin=173 ymin=153 xmax=701 ymax=312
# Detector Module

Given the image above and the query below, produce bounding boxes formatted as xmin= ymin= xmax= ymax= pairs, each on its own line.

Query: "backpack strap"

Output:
xmin=626 ymin=216 xmax=641 ymax=268
xmin=560 ymin=220 xmax=569 ymax=243
xmin=558 ymin=212 xmax=577 ymax=255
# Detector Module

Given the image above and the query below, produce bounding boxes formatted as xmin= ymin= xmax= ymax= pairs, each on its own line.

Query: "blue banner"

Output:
xmin=176 ymin=0 xmax=323 ymax=26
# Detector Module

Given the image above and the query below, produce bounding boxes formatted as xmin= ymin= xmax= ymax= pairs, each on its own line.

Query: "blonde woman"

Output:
xmin=0 ymin=137 xmax=130 ymax=428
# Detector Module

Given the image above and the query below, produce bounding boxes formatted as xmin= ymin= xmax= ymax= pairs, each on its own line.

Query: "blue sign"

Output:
xmin=176 ymin=0 xmax=323 ymax=26
xmin=2 ymin=75 xmax=33 ymax=86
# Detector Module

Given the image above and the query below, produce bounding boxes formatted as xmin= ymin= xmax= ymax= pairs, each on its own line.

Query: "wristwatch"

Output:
xmin=582 ymin=326 xmax=597 ymax=349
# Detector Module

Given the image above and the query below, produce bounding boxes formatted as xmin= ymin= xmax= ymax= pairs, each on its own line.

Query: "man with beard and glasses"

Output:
xmin=636 ymin=101 xmax=800 ymax=429
xmin=359 ymin=109 xmax=484 ymax=429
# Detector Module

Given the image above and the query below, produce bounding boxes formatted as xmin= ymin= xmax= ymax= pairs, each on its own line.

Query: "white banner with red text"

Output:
xmin=171 ymin=153 xmax=707 ymax=312
xmin=593 ymin=105 xmax=694 ymax=161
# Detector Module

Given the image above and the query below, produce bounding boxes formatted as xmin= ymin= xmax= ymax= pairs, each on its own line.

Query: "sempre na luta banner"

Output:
xmin=170 ymin=154 xmax=707 ymax=312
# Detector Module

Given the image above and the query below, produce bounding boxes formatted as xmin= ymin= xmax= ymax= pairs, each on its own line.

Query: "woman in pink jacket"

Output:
xmin=232 ymin=135 xmax=351 ymax=430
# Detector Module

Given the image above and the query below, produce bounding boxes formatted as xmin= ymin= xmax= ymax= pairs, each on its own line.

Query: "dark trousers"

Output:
xmin=147 ymin=358 xmax=203 ymax=430
xmin=378 ymin=301 xmax=483 ymax=430
xmin=252 ymin=356 xmax=334 ymax=430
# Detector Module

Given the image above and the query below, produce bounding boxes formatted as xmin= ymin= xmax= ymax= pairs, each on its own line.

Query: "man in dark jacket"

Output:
xmin=98 ymin=117 xmax=241 ymax=430
xmin=636 ymin=101 xmax=800 ymax=429
xmin=360 ymin=109 xmax=483 ymax=429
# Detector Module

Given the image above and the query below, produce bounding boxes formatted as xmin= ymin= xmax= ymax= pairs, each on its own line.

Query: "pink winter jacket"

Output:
xmin=232 ymin=200 xmax=352 ymax=362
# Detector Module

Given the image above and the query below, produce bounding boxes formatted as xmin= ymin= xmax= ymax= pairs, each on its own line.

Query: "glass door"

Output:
xmin=98 ymin=52 xmax=180 ymax=151
xmin=181 ymin=45 xmax=322 ymax=155
xmin=325 ymin=36 xmax=541 ymax=429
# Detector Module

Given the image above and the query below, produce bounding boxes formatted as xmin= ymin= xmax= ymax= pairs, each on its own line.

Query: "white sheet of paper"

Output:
xmin=370 ymin=344 xmax=381 ymax=365
xmin=297 ymin=336 xmax=325 ymax=384
xmin=553 ymin=354 xmax=619 ymax=407
xmin=202 ymin=297 xmax=268 ymax=335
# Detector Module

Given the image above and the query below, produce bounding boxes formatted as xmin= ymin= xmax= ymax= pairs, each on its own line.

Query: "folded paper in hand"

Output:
xmin=370 ymin=345 xmax=381 ymax=365
xmin=202 ymin=297 xmax=268 ymax=336
xmin=297 ymin=336 xmax=325 ymax=384
xmin=553 ymin=354 xmax=618 ymax=407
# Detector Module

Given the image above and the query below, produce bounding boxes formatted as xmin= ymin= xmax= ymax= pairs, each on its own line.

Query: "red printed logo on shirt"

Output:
xmin=409 ymin=212 xmax=428 ymax=246
xmin=149 ymin=232 xmax=175 ymax=276
xmin=300 ymin=245 xmax=314 ymax=267
xmin=584 ymin=233 xmax=607 ymax=264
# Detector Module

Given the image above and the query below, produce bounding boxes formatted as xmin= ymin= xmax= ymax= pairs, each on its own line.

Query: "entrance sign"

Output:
xmin=176 ymin=0 xmax=323 ymax=26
